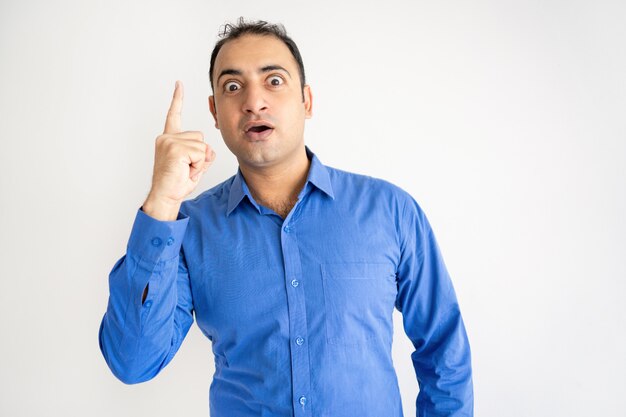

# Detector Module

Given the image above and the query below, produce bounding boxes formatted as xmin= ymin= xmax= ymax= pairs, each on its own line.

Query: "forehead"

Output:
xmin=213 ymin=34 xmax=298 ymax=78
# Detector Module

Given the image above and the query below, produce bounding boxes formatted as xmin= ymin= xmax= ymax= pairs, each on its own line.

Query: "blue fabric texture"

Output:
xmin=99 ymin=148 xmax=473 ymax=417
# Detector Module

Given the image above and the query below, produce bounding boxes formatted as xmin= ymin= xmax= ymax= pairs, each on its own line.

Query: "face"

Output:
xmin=209 ymin=34 xmax=313 ymax=170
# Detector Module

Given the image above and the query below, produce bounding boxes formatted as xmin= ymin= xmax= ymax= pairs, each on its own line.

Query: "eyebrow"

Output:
xmin=261 ymin=65 xmax=291 ymax=78
xmin=216 ymin=65 xmax=292 ymax=84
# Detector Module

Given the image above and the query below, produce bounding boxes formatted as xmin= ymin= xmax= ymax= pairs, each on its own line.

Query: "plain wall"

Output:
xmin=1 ymin=0 xmax=625 ymax=416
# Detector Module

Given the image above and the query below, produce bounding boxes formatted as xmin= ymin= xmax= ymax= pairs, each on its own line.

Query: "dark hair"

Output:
xmin=209 ymin=18 xmax=306 ymax=96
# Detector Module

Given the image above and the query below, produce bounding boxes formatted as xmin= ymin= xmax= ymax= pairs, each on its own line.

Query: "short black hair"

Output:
xmin=209 ymin=18 xmax=306 ymax=96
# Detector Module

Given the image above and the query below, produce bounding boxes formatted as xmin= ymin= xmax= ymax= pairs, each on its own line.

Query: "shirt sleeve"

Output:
xmin=395 ymin=197 xmax=473 ymax=416
xmin=98 ymin=208 xmax=194 ymax=384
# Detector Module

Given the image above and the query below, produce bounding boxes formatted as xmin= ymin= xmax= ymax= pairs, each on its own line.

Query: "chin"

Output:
xmin=238 ymin=146 xmax=283 ymax=167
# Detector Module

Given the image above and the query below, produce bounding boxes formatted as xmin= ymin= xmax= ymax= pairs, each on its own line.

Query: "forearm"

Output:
xmin=412 ymin=306 xmax=473 ymax=417
xmin=98 ymin=209 xmax=192 ymax=384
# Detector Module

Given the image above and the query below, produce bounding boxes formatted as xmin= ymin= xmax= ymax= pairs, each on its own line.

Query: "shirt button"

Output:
xmin=291 ymin=279 xmax=299 ymax=288
xmin=299 ymin=396 xmax=307 ymax=406
xmin=166 ymin=237 xmax=174 ymax=246
xmin=144 ymin=300 xmax=153 ymax=308
xmin=283 ymin=225 xmax=291 ymax=233
xmin=296 ymin=337 xmax=304 ymax=346
xmin=151 ymin=237 xmax=162 ymax=247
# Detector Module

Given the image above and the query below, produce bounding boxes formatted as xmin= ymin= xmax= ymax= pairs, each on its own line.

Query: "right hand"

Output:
xmin=142 ymin=81 xmax=216 ymax=220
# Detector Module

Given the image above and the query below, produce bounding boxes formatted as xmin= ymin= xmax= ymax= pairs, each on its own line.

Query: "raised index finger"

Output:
xmin=164 ymin=80 xmax=184 ymax=134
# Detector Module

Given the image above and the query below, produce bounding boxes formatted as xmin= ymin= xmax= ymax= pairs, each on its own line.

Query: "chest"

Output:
xmin=182 ymin=198 xmax=401 ymax=348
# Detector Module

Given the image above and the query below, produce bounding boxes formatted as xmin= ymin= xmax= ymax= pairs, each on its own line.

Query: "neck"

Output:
xmin=238 ymin=147 xmax=310 ymax=213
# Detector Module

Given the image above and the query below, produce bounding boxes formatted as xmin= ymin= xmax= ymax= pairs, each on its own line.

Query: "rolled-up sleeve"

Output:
xmin=98 ymin=208 xmax=194 ymax=384
xmin=395 ymin=198 xmax=473 ymax=416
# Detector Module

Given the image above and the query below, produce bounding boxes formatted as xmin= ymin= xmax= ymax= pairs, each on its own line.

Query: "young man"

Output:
xmin=99 ymin=19 xmax=473 ymax=417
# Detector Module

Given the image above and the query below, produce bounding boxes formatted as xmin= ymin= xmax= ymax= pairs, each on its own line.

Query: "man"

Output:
xmin=99 ymin=19 xmax=473 ymax=417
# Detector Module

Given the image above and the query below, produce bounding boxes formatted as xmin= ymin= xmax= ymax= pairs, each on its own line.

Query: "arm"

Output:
xmin=98 ymin=208 xmax=193 ymax=384
xmin=98 ymin=80 xmax=215 ymax=383
xmin=395 ymin=198 xmax=473 ymax=416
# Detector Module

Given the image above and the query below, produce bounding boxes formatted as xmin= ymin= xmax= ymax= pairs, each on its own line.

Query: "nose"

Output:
xmin=242 ymin=83 xmax=268 ymax=114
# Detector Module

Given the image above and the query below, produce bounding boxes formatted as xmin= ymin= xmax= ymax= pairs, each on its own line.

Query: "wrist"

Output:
xmin=142 ymin=193 xmax=182 ymax=221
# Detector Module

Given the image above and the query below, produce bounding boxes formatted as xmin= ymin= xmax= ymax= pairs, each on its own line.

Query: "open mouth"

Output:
xmin=244 ymin=121 xmax=275 ymax=141
xmin=247 ymin=125 xmax=272 ymax=133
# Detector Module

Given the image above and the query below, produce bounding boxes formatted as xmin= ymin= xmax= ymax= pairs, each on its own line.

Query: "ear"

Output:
xmin=303 ymin=85 xmax=313 ymax=119
xmin=209 ymin=96 xmax=219 ymax=129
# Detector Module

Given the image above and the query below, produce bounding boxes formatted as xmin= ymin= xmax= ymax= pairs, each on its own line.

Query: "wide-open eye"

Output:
xmin=224 ymin=81 xmax=241 ymax=92
xmin=268 ymin=75 xmax=284 ymax=87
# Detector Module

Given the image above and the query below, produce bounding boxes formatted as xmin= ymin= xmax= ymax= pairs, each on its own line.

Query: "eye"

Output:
xmin=268 ymin=75 xmax=284 ymax=87
xmin=224 ymin=81 xmax=241 ymax=92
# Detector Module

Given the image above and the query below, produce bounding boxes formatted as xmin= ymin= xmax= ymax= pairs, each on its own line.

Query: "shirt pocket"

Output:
xmin=321 ymin=262 xmax=397 ymax=346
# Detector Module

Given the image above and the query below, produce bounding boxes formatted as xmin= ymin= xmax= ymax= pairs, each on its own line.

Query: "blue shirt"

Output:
xmin=99 ymin=148 xmax=473 ymax=417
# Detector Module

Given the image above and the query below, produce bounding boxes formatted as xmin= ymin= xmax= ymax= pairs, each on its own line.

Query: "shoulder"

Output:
xmin=325 ymin=164 xmax=420 ymax=210
xmin=325 ymin=164 xmax=430 ymax=234
xmin=180 ymin=175 xmax=235 ymax=215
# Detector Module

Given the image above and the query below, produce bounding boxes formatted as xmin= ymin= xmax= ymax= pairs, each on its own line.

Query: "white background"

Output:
xmin=1 ymin=0 xmax=625 ymax=416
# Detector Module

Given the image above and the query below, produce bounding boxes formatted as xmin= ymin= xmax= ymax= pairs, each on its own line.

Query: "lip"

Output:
xmin=243 ymin=120 xmax=275 ymax=142
xmin=243 ymin=120 xmax=275 ymax=132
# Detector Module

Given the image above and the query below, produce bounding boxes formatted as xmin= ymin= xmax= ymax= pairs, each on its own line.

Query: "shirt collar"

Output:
xmin=304 ymin=146 xmax=335 ymax=200
xmin=226 ymin=146 xmax=334 ymax=216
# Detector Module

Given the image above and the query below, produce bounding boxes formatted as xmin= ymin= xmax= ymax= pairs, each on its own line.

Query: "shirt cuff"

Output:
xmin=126 ymin=208 xmax=189 ymax=263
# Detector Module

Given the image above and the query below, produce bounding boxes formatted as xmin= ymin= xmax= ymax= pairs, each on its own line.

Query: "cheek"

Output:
xmin=283 ymin=111 xmax=305 ymax=134
xmin=216 ymin=106 xmax=239 ymax=130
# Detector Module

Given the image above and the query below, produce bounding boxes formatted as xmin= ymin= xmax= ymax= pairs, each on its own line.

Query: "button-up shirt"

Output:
xmin=99 ymin=148 xmax=473 ymax=417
